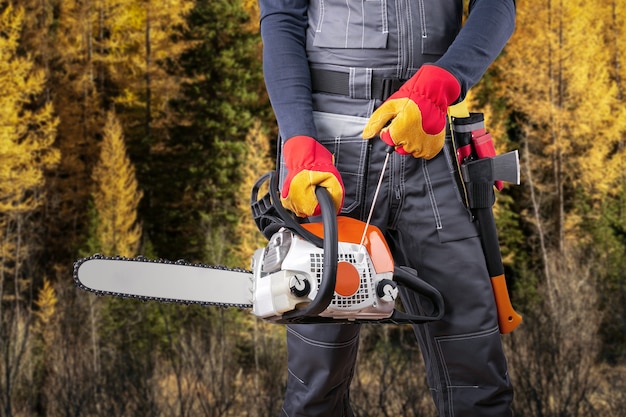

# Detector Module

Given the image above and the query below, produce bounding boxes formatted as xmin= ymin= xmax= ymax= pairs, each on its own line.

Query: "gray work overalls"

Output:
xmin=279 ymin=1 xmax=514 ymax=416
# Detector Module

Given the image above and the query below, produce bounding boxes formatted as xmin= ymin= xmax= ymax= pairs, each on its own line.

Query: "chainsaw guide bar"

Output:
xmin=73 ymin=254 xmax=254 ymax=309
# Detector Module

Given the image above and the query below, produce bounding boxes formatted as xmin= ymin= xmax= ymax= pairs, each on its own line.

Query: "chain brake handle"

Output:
xmin=250 ymin=171 xmax=323 ymax=245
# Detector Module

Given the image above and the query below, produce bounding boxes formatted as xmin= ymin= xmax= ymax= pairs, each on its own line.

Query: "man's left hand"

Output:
xmin=362 ymin=65 xmax=460 ymax=159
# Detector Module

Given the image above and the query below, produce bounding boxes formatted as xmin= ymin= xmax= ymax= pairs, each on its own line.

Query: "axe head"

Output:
xmin=461 ymin=150 xmax=520 ymax=185
xmin=492 ymin=150 xmax=520 ymax=185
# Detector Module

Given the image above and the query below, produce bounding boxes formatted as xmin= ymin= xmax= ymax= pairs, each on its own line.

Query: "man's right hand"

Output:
xmin=281 ymin=136 xmax=345 ymax=218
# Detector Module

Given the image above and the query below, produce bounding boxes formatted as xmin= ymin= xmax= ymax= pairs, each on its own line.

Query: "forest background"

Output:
xmin=0 ymin=0 xmax=624 ymax=416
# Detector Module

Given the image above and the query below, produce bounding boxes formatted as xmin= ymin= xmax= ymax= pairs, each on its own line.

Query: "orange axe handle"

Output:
xmin=474 ymin=208 xmax=523 ymax=334
xmin=491 ymin=273 xmax=523 ymax=334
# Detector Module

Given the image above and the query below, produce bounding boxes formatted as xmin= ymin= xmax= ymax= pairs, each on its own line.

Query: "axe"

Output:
xmin=461 ymin=151 xmax=523 ymax=334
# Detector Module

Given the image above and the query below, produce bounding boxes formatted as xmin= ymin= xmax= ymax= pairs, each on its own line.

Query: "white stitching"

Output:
xmin=423 ymin=159 xmax=443 ymax=230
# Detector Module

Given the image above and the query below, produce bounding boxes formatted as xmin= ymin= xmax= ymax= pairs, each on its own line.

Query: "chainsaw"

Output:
xmin=74 ymin=171 xmax=445 ymax=325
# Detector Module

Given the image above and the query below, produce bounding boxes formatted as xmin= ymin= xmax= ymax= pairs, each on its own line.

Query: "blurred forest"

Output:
xmin=0 ymin=0 xmax=625 ymax=416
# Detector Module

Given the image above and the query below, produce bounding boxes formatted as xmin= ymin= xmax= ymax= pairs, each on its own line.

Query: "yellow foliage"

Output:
xmin=34 ymin=279 xmax=58 ymax=324
xmin=0 ymin=5 xmax=59 ymax=213
xmin=92 ymin=111 xmax=143 ymax=257
xmin=241 ymin=0 xmax=260 ymax=31
xmin=102 ymin=0 xmax=194 ymax=114
xmin=232 ymin=120 xmax=274 ymax=265
xmin=0 ymin=5 xmax=59 ymax=288
xmin=493 ymin=0 xmax=626 ymax=238
xmin=33 ymin=278 xmax=58 ymax=344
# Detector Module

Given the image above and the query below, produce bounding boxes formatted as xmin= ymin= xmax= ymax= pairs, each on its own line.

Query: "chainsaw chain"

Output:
xmin=72 ymin=254 xmax=254 ymax=309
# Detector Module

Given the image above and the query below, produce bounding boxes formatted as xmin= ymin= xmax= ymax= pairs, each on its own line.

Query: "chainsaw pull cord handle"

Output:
xmin=281 ymin=186 xmax=338 ymax=321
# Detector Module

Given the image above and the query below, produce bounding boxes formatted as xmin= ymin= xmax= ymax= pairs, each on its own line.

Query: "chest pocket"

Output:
xmin=312 ymin=0 xmax=388 ymax=49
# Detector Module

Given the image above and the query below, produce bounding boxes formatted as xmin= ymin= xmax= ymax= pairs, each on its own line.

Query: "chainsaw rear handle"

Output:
xmin=389 ymin=266 xmax=445 ymax=323
xmin=279 ymin=263 xmax=445 ymax=325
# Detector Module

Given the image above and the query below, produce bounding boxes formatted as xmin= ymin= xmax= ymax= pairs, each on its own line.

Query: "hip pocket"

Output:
xmin=313 ymin=111 xmax=370 ymax=215
xmin=422 ymin=152 xmax=478 ymax=243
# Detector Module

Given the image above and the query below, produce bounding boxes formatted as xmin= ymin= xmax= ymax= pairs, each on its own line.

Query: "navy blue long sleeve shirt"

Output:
xmin=260 ymin=0 xmax=516 ymax=140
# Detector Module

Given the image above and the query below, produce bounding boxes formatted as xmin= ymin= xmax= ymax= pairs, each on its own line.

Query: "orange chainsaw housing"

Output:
xmin=301 ymin=217 xmax=394 ymax=274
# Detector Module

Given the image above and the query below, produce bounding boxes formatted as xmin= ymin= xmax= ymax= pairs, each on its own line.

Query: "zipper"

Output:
xmin=418 ymin=0 xmax=427 ymax=40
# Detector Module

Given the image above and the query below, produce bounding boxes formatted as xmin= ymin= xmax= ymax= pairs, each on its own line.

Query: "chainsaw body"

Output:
xmin=251 ymin=217 xmax=398 ymax=322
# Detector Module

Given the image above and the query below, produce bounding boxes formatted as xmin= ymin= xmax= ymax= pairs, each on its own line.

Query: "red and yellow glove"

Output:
xmin=362 ymin=65 xmax=461 ymax=159
xmin=281 ymin=136 xmax=345 ymax=218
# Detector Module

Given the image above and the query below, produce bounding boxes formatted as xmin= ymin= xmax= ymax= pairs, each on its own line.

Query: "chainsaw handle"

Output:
xmin=280 ymin=186 xmax=338 ymax=321
xmin=391 ymin=266 xmax=445 ymax=323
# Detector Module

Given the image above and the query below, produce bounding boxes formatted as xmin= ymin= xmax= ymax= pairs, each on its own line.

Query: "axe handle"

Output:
xmin=474 ymin=208 xmax=522 ymax=334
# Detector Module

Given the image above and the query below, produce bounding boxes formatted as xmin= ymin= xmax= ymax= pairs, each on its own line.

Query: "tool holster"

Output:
xmin=448 ymin=110 xmax=502 ymax=212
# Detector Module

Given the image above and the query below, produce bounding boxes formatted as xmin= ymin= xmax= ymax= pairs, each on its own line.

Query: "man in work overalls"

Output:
xmin=258 ymin=1 xmax=517 ymax=415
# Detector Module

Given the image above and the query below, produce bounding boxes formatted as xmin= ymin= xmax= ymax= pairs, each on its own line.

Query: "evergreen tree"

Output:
xmin=147 ymin=0 xmax=268 ymax=263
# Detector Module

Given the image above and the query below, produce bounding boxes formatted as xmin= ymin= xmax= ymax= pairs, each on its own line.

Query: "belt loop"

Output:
xmin=349 ymin=67 xmax=356 ymax=99
xmin=351 ymin=68 xmax=371 ymax=100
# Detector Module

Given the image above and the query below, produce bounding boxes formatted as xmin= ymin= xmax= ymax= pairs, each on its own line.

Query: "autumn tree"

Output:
xmin=0 ymin=3 xmax=59 ymax=287
xmin=91 ymin=110 xmax=143 ymax=257
xmin=84 ymin=111 xmax=164 ymax=417
xmin=16 ymin=0 xmax=57 ymax=89
xmin=594 ymin=0 xmax=626 ymax=363
xmin=231 ymin=120 xmax=274 ymax=265
xmin=21 ymin=0 xmax=193 ymax=277
xmin=104 ymin=0 xmax=193 ymax=108
xmin=0 ymin=5 xmax=59 ymax=416
xmin=498 ymin=0 xmax=626 ymax=258
xmin=102 ymin=0 xmax=194 ymax=168
xmin=29 ymin=279 xmax=58 ymax=416
xmin=34 ymin=0 xmax=106 ymax=278
xmin=51 ymin=109 xmax=145 ymax=416
xmin=487 ymin=1 xmax=626 ymax=415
